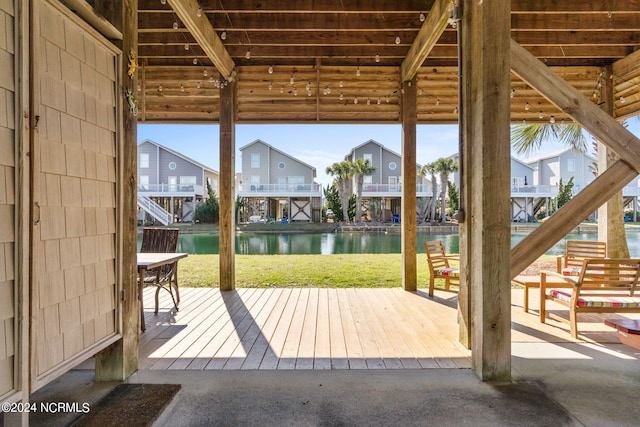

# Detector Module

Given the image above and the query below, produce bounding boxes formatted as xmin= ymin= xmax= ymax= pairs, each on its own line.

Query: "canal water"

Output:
xmin=160 ymin=231 xmax=640 ymax=256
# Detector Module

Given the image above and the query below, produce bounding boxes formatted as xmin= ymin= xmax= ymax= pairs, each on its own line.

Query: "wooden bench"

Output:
xmin=540 ymin=258 xmax=640 ymax=338
xmin=511 ymin=274 xmax=571 ymax=313
xmin=556 ymin=240 xmax=606 ymax=276
xmin=605 ymin=318 xmax=640 ymax=350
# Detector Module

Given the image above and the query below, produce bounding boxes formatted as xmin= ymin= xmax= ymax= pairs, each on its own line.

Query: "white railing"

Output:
xmin=138 ymin=184 xmax=204 ymax=195
xmin=360 ymin=184 xmax=433 ymax=194
xmin=137 ymin=194 xmax=173 ymax=225
xmin=510 ymin=185 xmax=557 ymax=196
xmin=239 ymin=183 xmax=323 ymax=194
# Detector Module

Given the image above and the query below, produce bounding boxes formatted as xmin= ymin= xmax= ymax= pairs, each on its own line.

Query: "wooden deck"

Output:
xmin=136 ymin=286 xmax=639 ymax=371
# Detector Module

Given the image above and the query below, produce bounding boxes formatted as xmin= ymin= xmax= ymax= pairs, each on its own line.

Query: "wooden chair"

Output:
xmin=424 ymin=240 xmax=460 ymax=297
xmin=140 ymin=228 xmax=181 ymax=314
xmin=541 ymin=258 xmax=640 ymax=338
xmin=557 ymin=240 xmax=606 ymax=276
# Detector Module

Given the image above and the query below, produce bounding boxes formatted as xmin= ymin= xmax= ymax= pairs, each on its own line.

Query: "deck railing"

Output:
xmin=238 ymin=183 xmax=323 ymax=195
xmin=138 ymin=184 xmax=204 ymax=196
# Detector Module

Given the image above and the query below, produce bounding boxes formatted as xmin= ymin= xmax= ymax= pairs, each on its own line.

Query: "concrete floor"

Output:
xmin=9 ymin=341 xmax=640 ymax=427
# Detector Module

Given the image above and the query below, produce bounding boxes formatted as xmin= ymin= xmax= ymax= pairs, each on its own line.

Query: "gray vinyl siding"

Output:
xmin=241 ymin=140 xmax=314 ymax=185
xmin=511 ymin=160 xmax=534 ymax=187
xmin=158 ymin=149 xmax=204 ymax=186
xmin=137 ymin=140 xmax=159 ymax=185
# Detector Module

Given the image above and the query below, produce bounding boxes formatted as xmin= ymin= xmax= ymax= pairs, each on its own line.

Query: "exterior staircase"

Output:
xmin=137 ymin=194 xmax=173 ymax=225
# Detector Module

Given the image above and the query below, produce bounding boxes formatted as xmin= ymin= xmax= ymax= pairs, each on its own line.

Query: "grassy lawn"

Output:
xmin=179 ymin=254 xmax=432 ymax=288
xmin=178 ymin=253 xmax=558 ymax=288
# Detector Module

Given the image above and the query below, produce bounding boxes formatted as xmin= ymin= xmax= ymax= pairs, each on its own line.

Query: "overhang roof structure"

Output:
xmin=126 ymin=0 xmax=640 ymax=124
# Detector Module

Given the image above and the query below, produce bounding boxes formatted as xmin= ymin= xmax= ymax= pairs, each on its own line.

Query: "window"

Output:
xmin=364 ymin=175 xmax=372 ymax=185
xmin=180 ymin=176 xmax=196 ymax=190
xmin=139 ymin=175 xmax=149 ymax=189
xmin=140 ymin=153 xmax=149 ymax=168
xmin=250 ymin=175 xmax=260 ymax=187
xmin=251 ymin=153 xmax=260 ymax=168
xmin=288 ymin=176 xmax=304 ymax=185
xmin=363 ymin=153 xmax=373 ymax=163
xmin=168 ymin=161 xmax=177 ymax=170
xmin=567 ymin=158 xmax=575 ymax=173
xmin=278 ymin=162 xmax=286 ymax=170
xmin=389 ymin=161 xmax=397 ymax=170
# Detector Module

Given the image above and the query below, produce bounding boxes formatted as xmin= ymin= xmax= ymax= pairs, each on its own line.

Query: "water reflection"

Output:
xmin=151 ymin=231 xmax=640 ymax=256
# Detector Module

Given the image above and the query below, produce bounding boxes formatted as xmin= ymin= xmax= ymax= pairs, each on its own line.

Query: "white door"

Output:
xmin=389 ymin=176 xmax=398 ymax=192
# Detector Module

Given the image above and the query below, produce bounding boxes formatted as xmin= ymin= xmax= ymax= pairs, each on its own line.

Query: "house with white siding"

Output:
xmin=237 ymin=139 xmax=322 ymax=222
xmin=137 ymin=139 xmax=219 ymax=223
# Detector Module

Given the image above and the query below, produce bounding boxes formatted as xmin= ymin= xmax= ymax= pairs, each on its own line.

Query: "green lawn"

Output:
xmin=179 ymin=254 xmax=432 ymax=288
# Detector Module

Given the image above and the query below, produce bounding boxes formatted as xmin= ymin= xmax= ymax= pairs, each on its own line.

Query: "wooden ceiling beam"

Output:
xmin=401 ymin=0 xmax=452 ymax=81
xmin=167 ymin=0 xmax=235 ymax=80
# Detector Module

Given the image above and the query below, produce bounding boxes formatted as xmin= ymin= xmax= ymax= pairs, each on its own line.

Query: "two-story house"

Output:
xmin=344 ymin=140 xmax=431 ymax=221
xmin=237 ymin=139 xmax=322 ymax=222
xmin=137 ymin=139 xmax=219 ymax=223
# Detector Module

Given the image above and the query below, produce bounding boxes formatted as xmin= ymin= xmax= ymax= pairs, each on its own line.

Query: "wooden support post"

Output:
xmin=401 ymin=78 xmax=417 ymax=291
xmin=219 ymin=77 xmax=236 ymax=290
xmin=597 ymin=66 xmax=629 ymax=258
xmin=95 ymin=0 xmax=139 ymax=381
xmin=461 ymin=0 xmax=512 ymax=382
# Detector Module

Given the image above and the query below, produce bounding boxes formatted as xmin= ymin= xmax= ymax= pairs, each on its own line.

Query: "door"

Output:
xmin=389 ymin=176 xmax=398 ymax=192
xmin=30 ymin=0 xmax=121 ymax=390
xmin=168 ymin=176 xmax=177 ymax=192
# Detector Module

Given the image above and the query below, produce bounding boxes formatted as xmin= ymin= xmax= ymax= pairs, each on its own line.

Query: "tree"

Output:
xmin=433 ymin=157 xmax=458 ymax=221
xmin=326 ymin=161 xmax=354 ymax=222
xmin=194 ymin=180 xmax=219 ymax=223
xmin=419 ymin=163 xmax=438 ymax=223
xmin=323 ymin=183 xmax=344 ymax=221
xmin=553 ymin=177 xmax=574 ymax=212
xmin=447 ymin=182 xmax=459 ymax=216
xmin=351 ymin=158 xmax=376 ymax=224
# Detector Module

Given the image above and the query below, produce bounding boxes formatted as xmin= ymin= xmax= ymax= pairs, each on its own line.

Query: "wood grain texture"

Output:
xmin=219 ymin=77 xmax=235 ymax=290
xmin=401 ymin=78 xmax=417 ymax=291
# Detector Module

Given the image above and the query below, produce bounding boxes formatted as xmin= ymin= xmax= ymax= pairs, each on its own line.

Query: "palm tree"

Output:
xmin=351 ymin=158 xmax=376 ymax=224
xmin=510 ymin=122 xmax=628 ymax=257
xmin=433 ymin=157 xmax=458 ymax=221
xmin=326 ymin=161 xmax=354 ymax=223
xmin=419 ymin=163 xmax=438 ymax=223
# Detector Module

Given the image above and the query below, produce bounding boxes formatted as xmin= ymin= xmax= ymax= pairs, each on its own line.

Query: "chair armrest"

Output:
xmin=556 ymin=255 xmax=566 ymax=273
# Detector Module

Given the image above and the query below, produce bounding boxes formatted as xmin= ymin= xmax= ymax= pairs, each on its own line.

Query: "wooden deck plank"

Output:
xmin=261 ymin=288 xmax=301 ymax=370
xmin=241 ymin=288 xmax=292 ymax=370
xmin=296 ymin=288 xmax=319 ymax=369
xmin=221 ymin=289 xmax=282 ymax=370
xmin=147 ymin=289 xmax=257 ymax=370
xmin=335 ymin=288 xmax=367 ymax=369
xmin=314 ymin=289 xmax=332 ymax=370
xmin=327 ymin=288 xmax=349 ymax=369
xmin=278 ymin=288 xmax=310 ymax=369
xmin=344 ymin=288 xmax=385 ymax=369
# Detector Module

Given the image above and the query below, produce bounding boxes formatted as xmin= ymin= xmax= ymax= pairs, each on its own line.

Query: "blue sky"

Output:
xmin=138 ymin=121 xmax=640 ymax=188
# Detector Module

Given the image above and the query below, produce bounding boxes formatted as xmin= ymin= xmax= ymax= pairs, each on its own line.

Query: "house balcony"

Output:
xmin=510 ymin=185 xmax=557 ymax=198
xmin=238 ymin=183 xmax=323 ymax=198
xmin=138 ymin=184 xmax=205 ymax=198
xmin=362 ymin=184 xmax=433 ymax=197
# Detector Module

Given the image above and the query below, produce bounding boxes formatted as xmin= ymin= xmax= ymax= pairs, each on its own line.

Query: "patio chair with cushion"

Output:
xmin=557 ymin=240 xmax=607 ymax=276
xmin=424 ymin=240 xmax=460 ymax=297
xmin=140 ymin=228 xmax=181 ymax=313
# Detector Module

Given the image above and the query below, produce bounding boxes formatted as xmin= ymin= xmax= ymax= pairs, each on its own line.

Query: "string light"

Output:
xmin=377 ymin=98 xmax=381 ymax=105
xmin=245 ymin=49 xmax=251 ymax=59
xmin=184 ymin=43 xmax=190 ymax=50
xmin=196 ymin=8 xmax=202 ymax=17
xmin=522 ymin=119 xmax=526 ymax=125
xmin=306 ymin=82 xmax=311 ymax=91
xmin=539 ymin=111 xmax=544 ymax=119
xmin=193 ymin=57 xmax=198 ymax=65
xmin=356 ymin=66 xmax=361 ymax=77
xmin=268 ymin=65 xmax=273 ymax=74
xmin=160 ymin=0 xmax=166 ymax=4
xmin=339 ymin=80 xmax=344 ymax=88
xmin=280 ymin=86 xmax=284 ymax=93
xmin=196 ymin=81 xmax=201 ymax=89
xmin=293 ymin=88 xmax=298 ymax=96
xmin=354 ymin=96 xmax=358 ymax=104
xmin=524 ymin=102 xmax=530 ymax=111
xmin=221 ymin=30 xmax=227 ymax=40
xmin=395 ymin=35 xmax=401 ymax=44
xmin=620 ymin=96 xmax=626 ymax=104
xmin=158 ymin=84 xmax=163 ymax=92
xmin=203 ymin=69 xmax=208 ymax=77
xmin=290 ymin=74 xmax=295 ymax=85
xmin=339 ymin=92 xmax=344 ymax=100
xmin=549 ymin=116 xmax=555 ymax=124
xmin=268 ymin=82 xmax=272 ymax=90
xmin=510 ymin=89 xmax=515 ymax=98
xmin=180 ymin=84 xmax=184 ymax=92
xmin=367 ymin=98 xmax=370 ymax=105
xmin=436 ymin=98 xmax=440 ymax=106
xmin=375 ymin=53 xmax=380 ymax=63
xmin=173 ymin=21 xmax=179 ymax=30
xmin=137 ymin=83 xmax=141 ymax=92
xmin=419 ymin=12 xmax=426 ymax=22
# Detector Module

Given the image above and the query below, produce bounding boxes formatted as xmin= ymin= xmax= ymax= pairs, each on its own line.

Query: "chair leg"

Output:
xmin=154 ymin=286 xmax=160 ymax=314
xmin=570 ymin=309 xmax=578 ymax=339
xmin=428 ymin=276 xmax=435 ymax=297
xmin=539 ymin=274 xmax=546 ymax=323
